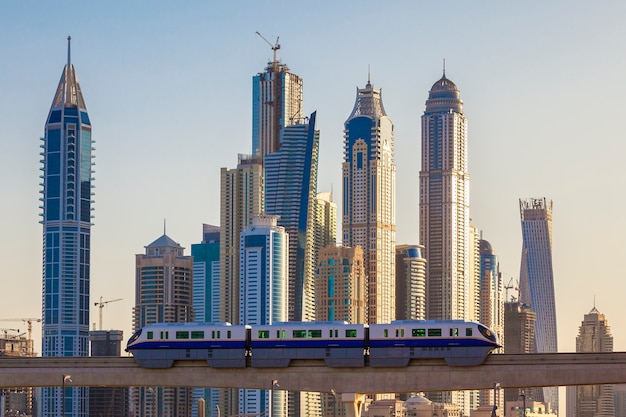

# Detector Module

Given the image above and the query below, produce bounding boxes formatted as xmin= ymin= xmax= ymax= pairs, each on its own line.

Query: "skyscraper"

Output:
xmin=40 ymin=37 xmax=93 ymax=417
xmin=313 ymin=191 xmax=337 ymax=256
xmin=132 ymin=232 xmax=194 ymax=417
xmin=395 ymin=245 xmax=426 ymax=321
xmin=252 ymin=48 xmax=303 ymax=157
xmin=239 ymin=214 xmax=288 ymax=417
xmin=265 ymin=112 xmax=319 ymax=322
xmin=503 ymin=301 xmax=537 ymax=404
xmin=419 ymin=70 xmax=469 ymax=322
xmin=89 ymin=330 xmax=129 ymax=417
xmin=519 ymin=197 xmax=558 ymax=409
xmin=572 ymin=306 xmax=615 ymax=417
xmin=220 ymin=154 xmax=264 ymax=325
xmin=342 ymin=78 xmax=396 ymax=324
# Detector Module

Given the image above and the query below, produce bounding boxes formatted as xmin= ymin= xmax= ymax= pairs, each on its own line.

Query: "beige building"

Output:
xmin=315 ymin=245 xmax=366 ymax=324
xmin=505 ymin=400 xmax=555 ymax=417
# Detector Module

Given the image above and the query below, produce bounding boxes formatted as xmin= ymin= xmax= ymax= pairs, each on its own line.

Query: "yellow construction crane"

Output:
xmin=94 ymin=297 xmax=122 ymax=330
xmin=0 ymin=318 xmax=41 ymax=342
xmin=504 ymin=277 xmax=520 ymax=302
xmin=256 ymin=31 xmax=280 ymax=72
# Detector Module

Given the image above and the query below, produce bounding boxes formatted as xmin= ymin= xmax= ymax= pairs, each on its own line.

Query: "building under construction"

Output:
xmin=0 ymin=330 xmax=35 ymax=416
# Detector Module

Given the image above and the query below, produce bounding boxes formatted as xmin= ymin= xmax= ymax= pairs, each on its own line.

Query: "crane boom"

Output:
xmin=255 ymin=31 xmax=280 ymax=71
xmin=94 ymin=297 xmax=123 ymax=330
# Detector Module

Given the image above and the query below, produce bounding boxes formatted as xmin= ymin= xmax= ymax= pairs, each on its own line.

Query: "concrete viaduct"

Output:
xmin=2 ymin=353 xmax=626 ymax=417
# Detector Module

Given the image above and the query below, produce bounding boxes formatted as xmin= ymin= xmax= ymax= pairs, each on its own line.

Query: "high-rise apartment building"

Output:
xmin=395 ymin=245 xmax=426 ymax=321
xmin=419 ymin=70 xmax=469 ymax=322
xmin=419 ymin=69 xmax=470 ymax=414
xmin=89 ymin=330 xmax=129 ymax=417
xmin=313 ymin=192 xmax=337 ymax=256
xmin=315 ymin=245 xmax=366 ymax=323
xmin=252 ymin=50 xmax=303 ymax=157
xmin=220 ymin=154 xmax=264 ymax=325
xmin=132 ymin=232 xmax=194 ymax=417
xmin=572 ymin=306 xmax=615 ymax=417
xmin=192 ymin=225 xmax=221 ymax=417
xmin=519 ymin=197 xmax=558 ymax=409
xmin=40 ymin=37 xmax=94 ymax=417
xmin=265 ymin=112 xmax=319 ymax=322
xmin=342 ymin=78 xmax=396 ymax=324
xmin=239 ymin=214 xmax=288 ymax=417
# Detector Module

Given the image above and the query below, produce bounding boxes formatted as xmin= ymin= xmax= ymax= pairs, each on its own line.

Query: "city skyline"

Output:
xmin=1 ymin=1 xmax=625 ymax=372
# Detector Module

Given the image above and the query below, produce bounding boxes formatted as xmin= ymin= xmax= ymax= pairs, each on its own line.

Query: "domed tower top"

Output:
xmin=424 ymin=65 xmax=463 ymax=115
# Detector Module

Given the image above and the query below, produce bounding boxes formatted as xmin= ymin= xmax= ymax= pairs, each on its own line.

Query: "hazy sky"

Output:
xmin=1 ymin=1 xmax=625 ymax=358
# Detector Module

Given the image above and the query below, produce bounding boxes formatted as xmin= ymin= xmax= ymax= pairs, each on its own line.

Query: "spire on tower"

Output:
xmin=443 ymin=58 xmax=446 ymax=77
xmin=67 ymin=35 xmax=71 ymax=66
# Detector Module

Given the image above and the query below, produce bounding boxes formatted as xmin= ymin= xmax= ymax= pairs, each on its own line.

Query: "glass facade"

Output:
xmin=40 ymin=39 xmax=93 ymax=417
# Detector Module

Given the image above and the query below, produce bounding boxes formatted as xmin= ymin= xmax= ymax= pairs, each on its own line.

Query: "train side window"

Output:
xmin=329 ymin=330 xmax=333 ymax=338
xmin=346 ymin=329 xmax=357 ymax=338
xmin=277 ymin=330 xmax=280 ymax=338
xmin=309 ymin=330 xmax=322 ymax=338
xmin=227 ymin=330 xmax=231 ymax=339
xmin=395 ymin=329 xmax=399 ymax=337
xmin=212 ymin=330 xmax=215 ymax=339
xmin=384 ymin=329 xmax=388 ymax=338
xmin=147 ymin=331 xmax=153 ymax=340
xmin=450 ymin=328 xmax=459 ymax=337
xmin=335 ymin=329 xmax=338 ymax=338
xmin=217 ymin=331 xmax=221 ymax=339
xmin=258 ymin=330 xmax=270 ymax=339
xmin=412 ymin=329 xmax=425 ymax=337
xmin=427 ymin=329 xmax=442 ymax=337
xmin=401 ymin=329 xmax=405 ymax=337
xmin=176 ymin=331 xmax=189 ymax=339
xmin=293 ymin=330 xmax=307 ymax=338
xmin=191 ymin=331 xmax=204 ymax=339
xmin=281 ymin=330 xmax=286 ymax=339
xmin=466 ymin=328 xmax=473 ymax=336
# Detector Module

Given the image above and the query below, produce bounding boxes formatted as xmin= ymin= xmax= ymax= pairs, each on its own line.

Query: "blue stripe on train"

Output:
xmin=129 ymin=340 xmax=247 ymax=349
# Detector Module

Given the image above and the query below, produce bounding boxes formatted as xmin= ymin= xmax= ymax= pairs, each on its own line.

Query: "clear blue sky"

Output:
xmin=1 ymin=1 xmax=625 ymax=360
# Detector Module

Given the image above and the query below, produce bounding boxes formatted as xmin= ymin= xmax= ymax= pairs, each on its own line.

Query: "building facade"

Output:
xmin=313 ymin=192 xmax=337 ymax=258
xmin=132 ymin=233 xmax=194 ymax=417
xmin=419 ymin=70 xmax=469 ymax=322
xmin=191 ymin=225 xmax=221 ymax=417
xmin=40 ymin=37 xmax=94 ymax=417
xmin=264 ymin=112 xmax=320 ymax=322
xmin=503 ymin=302 xmax=537 ymax=403
xmin=395 ymin=245 xmax=426 ymax=321
xmin=239 ymin=214 xmax=288 ymax=417
xmin=89 ymin=330 xmax=129 ymax=417
xmin=220 ymin=154 xmax=264 ymax=325
xmin=518 ymin=198 xmax=558 ymax=409
xmin=252 ymin=53 xmax=303 ymax=157
xmin=572 ymin=306 xmax=615 ymax=417
xmin=342 ymin=78 xmax=396 ymax=324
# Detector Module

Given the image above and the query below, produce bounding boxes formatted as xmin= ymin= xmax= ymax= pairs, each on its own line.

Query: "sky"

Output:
xmin=1 ymin=1 xmax=626 ymax=363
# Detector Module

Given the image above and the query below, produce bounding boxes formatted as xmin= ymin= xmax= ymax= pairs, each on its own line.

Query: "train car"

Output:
xmin=368 ymin=320 xmax=500 ymax=366
xmin=126 ymin=322 xmax=249 ymax=368
xmin=249 ymin=321 xmax=367 ymax=367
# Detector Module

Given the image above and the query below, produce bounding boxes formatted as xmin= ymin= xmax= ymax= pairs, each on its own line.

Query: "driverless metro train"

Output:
xmin=126 ymin=320 xmax=500 ymax=368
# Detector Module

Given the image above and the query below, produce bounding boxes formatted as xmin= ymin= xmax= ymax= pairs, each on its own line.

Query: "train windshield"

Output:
xmin=127 ymin=329 xmax=142 ymax=346
xmin=477 ymin=325 xmax=497 ymax=342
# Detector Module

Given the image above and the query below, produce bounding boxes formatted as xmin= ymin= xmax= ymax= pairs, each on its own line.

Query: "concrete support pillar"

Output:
xmin=341 ymin=393 xmax=367 ymax=417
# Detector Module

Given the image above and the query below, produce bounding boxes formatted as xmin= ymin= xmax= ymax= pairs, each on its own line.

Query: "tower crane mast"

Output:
xmin=94 ymin=297 xmax=122 ymax=331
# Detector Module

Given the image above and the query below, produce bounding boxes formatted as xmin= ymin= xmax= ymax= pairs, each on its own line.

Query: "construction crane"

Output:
xmin=504 ymin=277 xmax=520 ymax=302
xmin=0 ymin=328 xmax=20 ymax=339
xmin=255 ymin=31 xmax=280 ymax=72
xmin=0 ymin=318 xmax=41 ymax=342
xmin=94 ymin=297 xmax=122 ymax=331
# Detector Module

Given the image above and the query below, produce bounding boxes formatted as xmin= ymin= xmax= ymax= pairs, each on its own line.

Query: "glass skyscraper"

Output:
xmin=264 ymin=112 xmax=319 ymax=322
xmin=342 ymin=78 xmax=396 ymax=324
xmin=40 ymin=37 xmax=94 ymax=417
xmin=519 ymin=197 xmax=558 ymax=410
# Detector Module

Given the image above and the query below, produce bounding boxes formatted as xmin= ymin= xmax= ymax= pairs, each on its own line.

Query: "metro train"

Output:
xmin=126 ymin=320 xmax=500 ymax=368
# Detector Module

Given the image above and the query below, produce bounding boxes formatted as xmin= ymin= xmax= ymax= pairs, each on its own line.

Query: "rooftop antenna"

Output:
xmin=67 ymin=35 xmax=71 ymax=66
xmin=443 ymin=58 xmax=446 ymax=77
xmin=367 ymin=64 xmax=371 ymax=86
xmin=163 ymin=218 xmax=167 ymax=235
xmin=256 ymin=31 xmax=280 ymax=72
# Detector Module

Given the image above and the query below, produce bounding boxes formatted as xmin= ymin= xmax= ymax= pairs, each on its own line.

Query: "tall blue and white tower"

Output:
xmin=40 ymin=37 xmax=94 ymax=417
xmin=342 ymin=77 xmax=396 ymax=325
xmin=519 ymin=197 xmax=558 ymax=409
xmin=239 ymin=214 xmax=288 ymax=417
